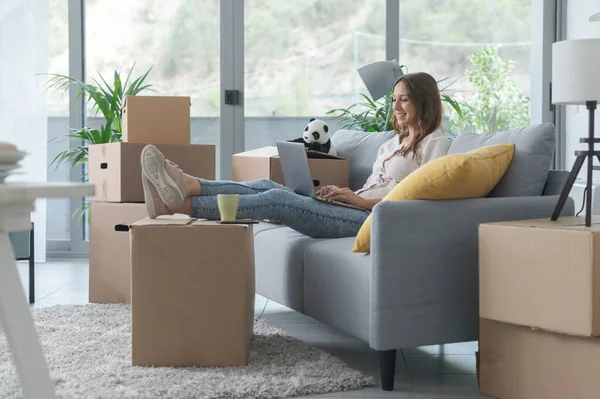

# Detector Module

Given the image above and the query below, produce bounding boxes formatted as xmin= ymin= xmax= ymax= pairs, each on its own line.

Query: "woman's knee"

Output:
xmin=257 ymin=178 xmax=274 ymax=186
xmin=261 ymin=188 xmax=293 ymax=201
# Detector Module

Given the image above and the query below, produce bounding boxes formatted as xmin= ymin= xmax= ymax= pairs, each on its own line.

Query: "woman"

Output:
xmin=141 ymin=72 xmax=451 ymax=239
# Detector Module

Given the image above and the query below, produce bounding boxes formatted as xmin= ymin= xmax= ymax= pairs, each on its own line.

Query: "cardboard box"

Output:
xmin=88 ymin=142 xmax=215 ymax=203
xmin=480 ymin=318 xmax=600 ymax=399
xmin=122 ymin=95 xmax=191 ymax=144
xmin=232 ymin=146 xmax=350 ymax=191
xmin=479 ymin=216 xmax=600 ymax=337
xmin=130 ymin=217 xmax=255 ymax=367
xmin=89 ymin=202 xmax=148 ymax=304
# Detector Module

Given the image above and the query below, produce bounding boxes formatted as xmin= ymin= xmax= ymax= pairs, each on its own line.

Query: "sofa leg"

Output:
xmin=378 ymin=349 xmax=396 ymax=391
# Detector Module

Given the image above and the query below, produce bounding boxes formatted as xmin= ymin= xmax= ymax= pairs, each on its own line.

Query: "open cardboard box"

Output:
xmin=232 ymin=146 xmax=350 ymax=191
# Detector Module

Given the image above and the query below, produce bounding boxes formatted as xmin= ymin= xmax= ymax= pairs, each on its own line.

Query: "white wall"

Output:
xmin=564 ymin=0 xmax=600 ymax=183
xmin=0 ymin=0 xmax=48 ymax=262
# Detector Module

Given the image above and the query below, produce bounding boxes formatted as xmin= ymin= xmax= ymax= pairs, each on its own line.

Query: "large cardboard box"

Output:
xmin=130 ymin=217 xmax=255 ymax=367
xmin=122 ymin=95 xmax=191 ymax=144
xmin=232 ymin=146 xmax=350 ymax=191
xmin=480 ymin=318 xmax=600 ymax=399
xmin=88 ymin=142 xmax=215 ymax=203
xmin=479 ymin=216 xmax=600 ymax=337
xmin=89 ymin=202 xmax=148 ymax=304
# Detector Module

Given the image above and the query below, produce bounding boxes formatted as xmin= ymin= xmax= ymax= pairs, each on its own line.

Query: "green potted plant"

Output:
xmin=46 ymin=63 xmax=155 ymax=170
xmin=44 ymin=64 xmax=155 ymax=222
xmin=326 ymin=76 xmax=465 ymax=134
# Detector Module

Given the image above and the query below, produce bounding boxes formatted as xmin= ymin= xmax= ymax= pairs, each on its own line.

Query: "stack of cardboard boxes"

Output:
xmin=478 ymin=216 xmax=600 ymax=399
xmin=88 ymin=96 xmax=215 ymax=304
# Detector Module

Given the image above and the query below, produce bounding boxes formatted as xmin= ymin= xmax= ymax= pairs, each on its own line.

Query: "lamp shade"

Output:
xmin=357 ymin=59 xmax=404 ymax=101
xmin=552 ymin=39 xmax=600 ymax=104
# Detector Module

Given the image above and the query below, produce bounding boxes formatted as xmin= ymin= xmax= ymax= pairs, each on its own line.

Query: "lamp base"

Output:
xmin=552 ymin=100 xmax=598 ymax=227
xmin=551 ymin=152 xmax=600 ymax=226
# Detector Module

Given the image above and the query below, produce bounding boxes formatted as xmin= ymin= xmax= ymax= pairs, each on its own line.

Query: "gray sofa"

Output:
xmin=253 ymin=124 xmax=575 ymax=391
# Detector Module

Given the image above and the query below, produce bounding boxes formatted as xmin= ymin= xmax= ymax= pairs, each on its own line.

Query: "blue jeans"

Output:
xmin=190 ymin=178 xmax=370 ymax=238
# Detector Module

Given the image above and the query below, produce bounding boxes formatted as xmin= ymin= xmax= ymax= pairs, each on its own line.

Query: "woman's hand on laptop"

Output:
xmin=324 ymin=187 xmax=365 ymax=207
xmin=316 ymin=185 xmax=340 ymax=197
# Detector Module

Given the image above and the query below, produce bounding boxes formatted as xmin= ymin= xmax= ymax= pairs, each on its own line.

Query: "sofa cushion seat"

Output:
xmin=303 ymin=237 xmax=371 ymax=343
xmin=253 ymin=220 xmax=285 ymax=235
xmin=253 ymin=223 xmax=326 ymax=312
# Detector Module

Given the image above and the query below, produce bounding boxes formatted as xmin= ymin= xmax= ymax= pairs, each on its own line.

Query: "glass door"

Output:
xmin=46 ymin=0 xmax=72 ymax=255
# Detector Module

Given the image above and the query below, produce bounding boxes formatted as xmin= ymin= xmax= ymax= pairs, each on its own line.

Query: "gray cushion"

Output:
xmin=303 ymin=238 xmax=371 ymax=343
xmin=448 ymin=123 xmax=555 ymax=197
xmin=331 ymin=129 xmax=396 ymax=191
xmin=253 ymin=223 xmax=325 ymax=313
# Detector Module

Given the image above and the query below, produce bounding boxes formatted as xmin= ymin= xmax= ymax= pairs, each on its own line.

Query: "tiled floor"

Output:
xmin=15 ymin=259 xmax=492 ymax=399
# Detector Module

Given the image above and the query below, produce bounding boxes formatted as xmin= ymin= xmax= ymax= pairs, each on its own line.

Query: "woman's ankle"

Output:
xmin=168 ymin=197 xmax=192 ymax=215
xmin=183 ymin=174 xmax=202 ymax=196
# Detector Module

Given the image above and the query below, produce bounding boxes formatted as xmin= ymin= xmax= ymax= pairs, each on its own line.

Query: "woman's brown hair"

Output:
xmin=389 ymin=72 xmax=443 ymax=161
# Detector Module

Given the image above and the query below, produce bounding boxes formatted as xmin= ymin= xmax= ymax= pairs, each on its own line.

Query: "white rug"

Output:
xmin=0 ymin=304 xmax=373 ymax=398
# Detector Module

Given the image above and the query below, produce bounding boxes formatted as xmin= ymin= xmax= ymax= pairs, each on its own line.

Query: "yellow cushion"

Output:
xmin=352 ymin=144 xmax=515 ymax=253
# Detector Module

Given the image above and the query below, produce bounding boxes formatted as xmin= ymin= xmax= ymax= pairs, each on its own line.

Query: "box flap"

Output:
xmin=131 ymin=217 xmax=252 ymax=229
xmin=484 ymin=216 xmax=600 ymax=232
xmin=306 ymin=150 xmax=347 ymax=160
xmin=123 ymin=95 xmax=192 ymax=110
xmin=233 ymin=146 xmax=347 ymax=161
xmin=191 ymin=220 xmax=249 ymax=229
xmin=234 ymin=146 xmax=278 ymax=158
xmin=132 ymin=215 xmax=195 ymax=227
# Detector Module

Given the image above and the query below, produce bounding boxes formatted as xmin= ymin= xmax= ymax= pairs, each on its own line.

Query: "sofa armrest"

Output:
xmin=368 ymin=195 xmax=575 ymax=350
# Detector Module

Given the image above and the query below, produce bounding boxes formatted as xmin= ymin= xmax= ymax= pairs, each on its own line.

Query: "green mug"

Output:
xmin=217 ymin=194 xmax=240 ymax=222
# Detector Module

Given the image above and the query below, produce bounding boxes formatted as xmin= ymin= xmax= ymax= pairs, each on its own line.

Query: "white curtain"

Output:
xmin=0 ymin=0 xmax=49 ymax=261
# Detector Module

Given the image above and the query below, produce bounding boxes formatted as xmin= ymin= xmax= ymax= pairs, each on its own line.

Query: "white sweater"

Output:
xmin=356 ymin=130 xmax=451 ymax=199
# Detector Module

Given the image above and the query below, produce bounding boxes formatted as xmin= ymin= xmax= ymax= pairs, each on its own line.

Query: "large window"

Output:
xmin=399 ymin=0 xmax=532 ymax=134
xmin=85 ymin=0 xmax=220 ymax=146
xmin=243 ymin=0 xmax=386 ymax=150
xmin=43 ymin=0 xmax=552 ymax=257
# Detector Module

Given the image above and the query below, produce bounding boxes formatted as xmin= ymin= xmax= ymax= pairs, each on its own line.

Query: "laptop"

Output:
xmin=275 ymin=141 xmax=368 ymax=211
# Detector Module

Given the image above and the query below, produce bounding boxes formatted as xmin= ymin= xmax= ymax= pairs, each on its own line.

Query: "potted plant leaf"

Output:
xmin=44 ymin=63 xmax=155 ymax=222
xmin=45 ymin=62 xmax=155 ymax=170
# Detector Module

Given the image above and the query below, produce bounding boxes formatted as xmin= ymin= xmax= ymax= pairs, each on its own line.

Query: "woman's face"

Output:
xmin=392 ymin=81 xmax=417 ymax=129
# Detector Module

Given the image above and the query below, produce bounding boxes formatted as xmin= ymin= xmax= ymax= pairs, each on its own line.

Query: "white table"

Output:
xmin=0 ymin=182 xmax=94 ymax=399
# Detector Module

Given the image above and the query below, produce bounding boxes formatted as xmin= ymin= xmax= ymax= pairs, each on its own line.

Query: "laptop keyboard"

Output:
xmin=316 ymin=195 xmax=338 ymax=204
